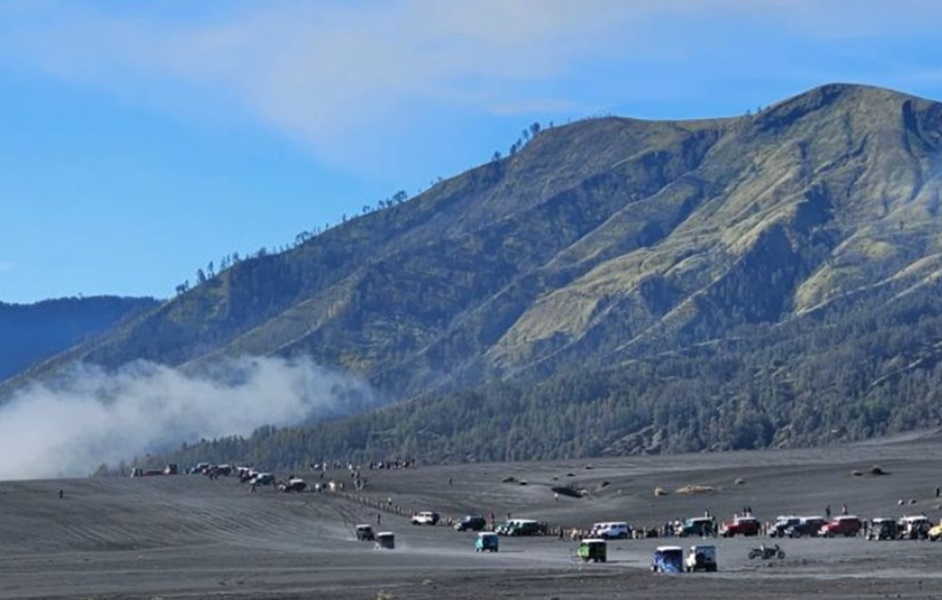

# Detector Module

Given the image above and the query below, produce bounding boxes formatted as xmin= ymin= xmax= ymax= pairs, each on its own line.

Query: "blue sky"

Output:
xmin=2 ymin=0 xmax=942 ymax=303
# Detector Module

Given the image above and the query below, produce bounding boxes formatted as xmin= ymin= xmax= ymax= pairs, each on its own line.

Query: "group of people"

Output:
xmin=824 ymin=504 xmax=849 ymax=519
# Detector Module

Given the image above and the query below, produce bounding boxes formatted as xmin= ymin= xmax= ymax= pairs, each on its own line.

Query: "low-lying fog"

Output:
xmin=0 ymin=356 xmax=378 ymax=480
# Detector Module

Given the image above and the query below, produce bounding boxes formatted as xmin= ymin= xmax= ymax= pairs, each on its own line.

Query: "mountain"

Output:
xmin=16 ymin=83 xmax=942 ymax=464
xmin=0 ymin=296 xmax=160 ymax=384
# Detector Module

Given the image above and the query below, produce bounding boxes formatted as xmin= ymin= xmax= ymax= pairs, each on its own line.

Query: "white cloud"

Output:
xmin=0 ymin=0 xmax=939 ymax=167
xmin=0 ymin=1 xmax=641 ymax=141
xmin=0 ymin=356 xmax=380 ymax=480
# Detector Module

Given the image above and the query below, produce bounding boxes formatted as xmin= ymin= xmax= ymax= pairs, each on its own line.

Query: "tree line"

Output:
xmin=145 ymin=277 xmax=942 ymax=472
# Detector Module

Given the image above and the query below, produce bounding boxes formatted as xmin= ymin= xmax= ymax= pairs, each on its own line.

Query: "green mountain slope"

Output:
xmin=18 ymin=83 xmax=942 ymax=463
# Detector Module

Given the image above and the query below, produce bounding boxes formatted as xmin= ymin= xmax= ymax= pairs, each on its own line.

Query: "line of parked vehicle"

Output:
xmin=184 ymin=462 xmax=315 ymax=492
xmin=402 ymin=509 xmax=942 ymax=543
xmin=767 ymin=513 xmax=942 ymax=540
xmin=678 ymin=512 xmax=942 ymax=541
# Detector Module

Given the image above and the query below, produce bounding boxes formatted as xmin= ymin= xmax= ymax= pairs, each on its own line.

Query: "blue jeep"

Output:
xmin=652 ymin=546 xmax=684 ymax=573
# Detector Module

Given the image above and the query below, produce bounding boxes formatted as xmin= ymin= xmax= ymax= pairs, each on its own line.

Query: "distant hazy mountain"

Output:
xmin=20 ymin=84 xmax=942 ymax=462
xmin=0 ymin=296 xmax=160 ymax=384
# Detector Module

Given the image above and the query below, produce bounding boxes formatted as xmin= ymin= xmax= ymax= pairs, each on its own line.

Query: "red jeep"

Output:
xmin=818 ymin=515 xmax=862 ymax=537
xmin=719 ymin=516 xmax=760 ymax=537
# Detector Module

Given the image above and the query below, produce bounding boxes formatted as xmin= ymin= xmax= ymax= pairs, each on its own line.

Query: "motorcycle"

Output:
xmin=748 ymin=544 xmax=785 ymax=560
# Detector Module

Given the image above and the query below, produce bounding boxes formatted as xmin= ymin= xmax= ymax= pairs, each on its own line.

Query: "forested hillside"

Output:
xmin=157 ymin=274 xmax=942 ymax=470
xmin=16 ymin=83 xmax=942 ymax=467
xmin=0 ymin=296 xmax=159 ymax=383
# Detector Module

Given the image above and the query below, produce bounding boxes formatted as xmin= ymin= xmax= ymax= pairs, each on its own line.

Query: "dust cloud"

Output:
xmin=0 ymin=356 xmax=379 ymax=480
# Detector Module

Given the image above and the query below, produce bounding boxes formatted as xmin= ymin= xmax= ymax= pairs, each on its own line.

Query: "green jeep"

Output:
xmin=578 ymin=538 xmax=607 ymax=563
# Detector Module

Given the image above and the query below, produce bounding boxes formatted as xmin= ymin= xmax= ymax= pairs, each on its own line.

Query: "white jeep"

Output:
xmin=590 ymin=521 xmax=630 ymax=539
xmin=410 ymin=511 xmax=439 ymax=525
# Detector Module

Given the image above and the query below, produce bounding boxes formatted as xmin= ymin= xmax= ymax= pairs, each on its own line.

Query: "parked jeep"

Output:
xmin=899 ymin=515 xmax=931 ymax=540
xmin=496 ymin=519 xmax=546 ymax=536
xmin=769 ymin=515 xmax=801 ymax=538
xmin=410 ymin=511 xmax=440 ymax=525
xmin=785 ymin=516 xmax=827 ymax=538
xmin=250 ymin=472 xmax=274 ymax=486
xmin=679 ymin=517 xmax=716 ymax=538
xmin=455 ymin=515 xmax=487 ymax=532
xmin=590 ymin=521 xmax=631 ymax=540
xmin=819 ymin=515 xmax=862 ymax=537
xmin=720 ymin=516 xmax=760 ymax=537
xmin=868 ymin=517 xmax=899 ymax=541
xmin=928 ymin=520 xmax=942 ymax=542
xmin=279 ymin=477 xmax=306 ymax=492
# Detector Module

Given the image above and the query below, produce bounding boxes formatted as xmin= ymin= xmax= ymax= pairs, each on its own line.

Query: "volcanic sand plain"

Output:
xmin=3 ymin=432 xmax=942 ymax=599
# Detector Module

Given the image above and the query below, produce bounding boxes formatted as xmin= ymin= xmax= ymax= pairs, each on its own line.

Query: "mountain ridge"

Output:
xmin=0 ymin=296 xmax=160 ymax=385
xmin=10 ymin=83 xmax=942 ymax=463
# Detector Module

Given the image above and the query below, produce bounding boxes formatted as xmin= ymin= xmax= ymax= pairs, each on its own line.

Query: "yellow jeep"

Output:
xmin=928 ymin=521 xmax=942 ymax=542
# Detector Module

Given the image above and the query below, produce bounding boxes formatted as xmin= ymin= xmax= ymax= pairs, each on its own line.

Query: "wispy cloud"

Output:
xmin=0 ymin=260 xmax=17 ymax=273
xmin=0 ymin=0 xmax=939 ymax=167
xmin=0 ymin=1 xmax=644 ymax=145
xmin=0 ymin=356 xmax=380 ymax=480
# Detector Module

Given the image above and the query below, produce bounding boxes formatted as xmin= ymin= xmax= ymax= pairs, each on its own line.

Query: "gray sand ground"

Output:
xmin=3 ymin=431 xmax=942 ymax=599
